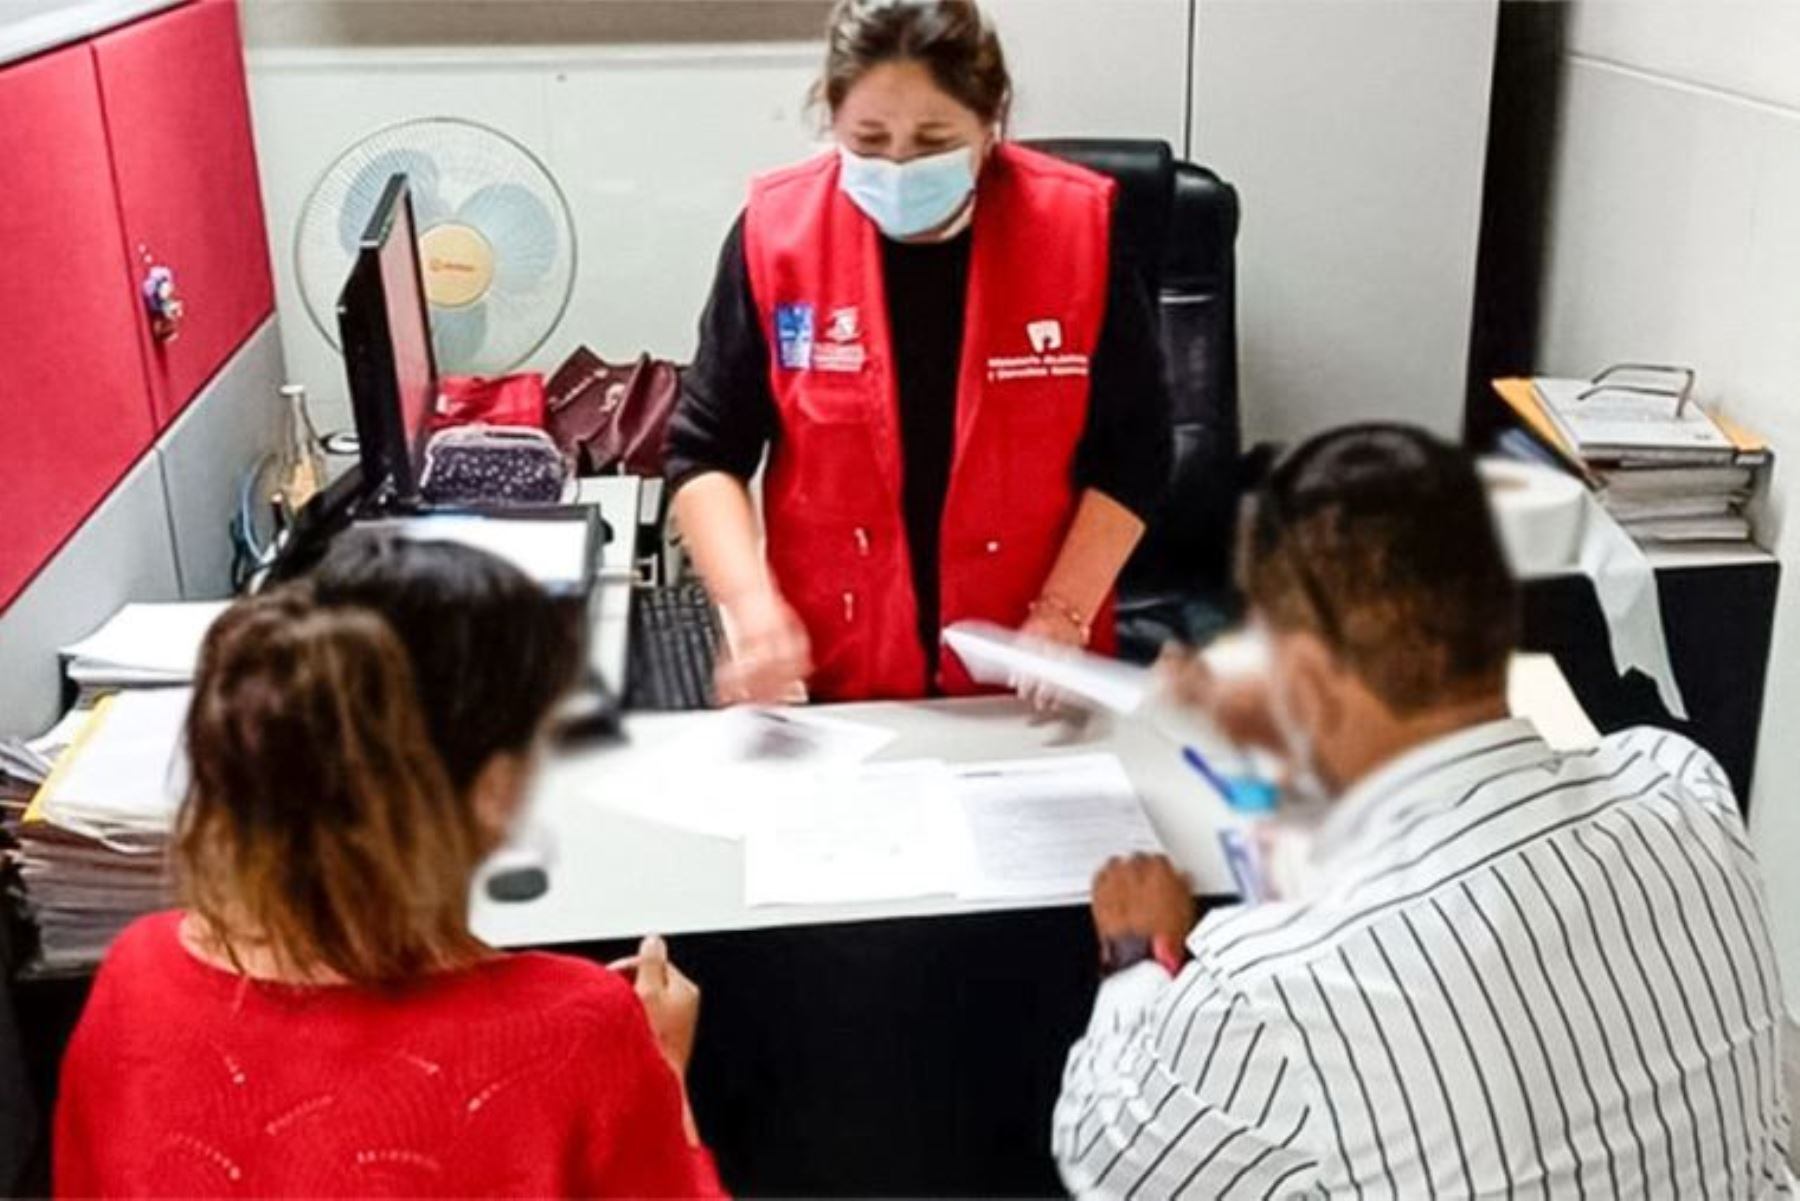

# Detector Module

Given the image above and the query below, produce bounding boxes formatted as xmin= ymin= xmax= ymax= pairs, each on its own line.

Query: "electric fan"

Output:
xmin=294 ymin=117 xmax=577 ymax=376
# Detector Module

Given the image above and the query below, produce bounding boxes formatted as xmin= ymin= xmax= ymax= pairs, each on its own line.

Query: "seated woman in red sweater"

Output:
xmin=56 ymin=536 xmax=721 ymax=1197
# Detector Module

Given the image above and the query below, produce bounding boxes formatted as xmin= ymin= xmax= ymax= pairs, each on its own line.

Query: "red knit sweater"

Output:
xmin=55 ymin=912 xmax=723 ymax=1198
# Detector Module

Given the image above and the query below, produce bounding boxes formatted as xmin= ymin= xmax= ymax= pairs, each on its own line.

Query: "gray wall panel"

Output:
xmin=0 ymin=451 xmax=180 ymax=737
xmin=156 ymin=318 xmax=285 ymax=599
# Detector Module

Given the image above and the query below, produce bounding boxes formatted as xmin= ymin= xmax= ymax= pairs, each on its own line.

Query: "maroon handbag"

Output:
xmin=545 ymin=347 xmax=680 ymax=477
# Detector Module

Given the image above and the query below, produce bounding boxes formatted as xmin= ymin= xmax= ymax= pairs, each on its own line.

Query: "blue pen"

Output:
xmin=1180 ymin=745 xmax=1234 ymax=799
xmin=1181 ymin=745 xmax=1279 ymax=815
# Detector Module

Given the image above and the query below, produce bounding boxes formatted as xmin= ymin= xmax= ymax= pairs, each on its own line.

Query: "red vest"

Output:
xmin=743 ymin=143 xmax=1116 ymax=701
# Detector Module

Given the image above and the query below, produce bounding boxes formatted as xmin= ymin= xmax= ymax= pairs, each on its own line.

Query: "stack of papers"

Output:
xmin=28 ymin=690 xmax=190 ymax=838
xmin=16 ymin=690 xmax=190 ymax=972
xmin=0 ymin=742 xmax=49 ymax=827
xmin=60 ymin=602 xmax=229 ymax=686
xmin=743 ymin=752 xmax=1164 ymax=908
xmin=942 ymin=621 xmax=1152 ymax=714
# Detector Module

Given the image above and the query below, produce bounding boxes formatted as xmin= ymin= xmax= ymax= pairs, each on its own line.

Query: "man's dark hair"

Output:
xmin=308 ymin=533 xmax=584 ymax=793
xmin=1238 ymin=423 xmax=1519 ymax=715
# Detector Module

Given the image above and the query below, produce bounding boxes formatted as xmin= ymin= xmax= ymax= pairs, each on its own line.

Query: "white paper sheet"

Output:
xmin=743 ymin=761 xmax=966 ymax=906
xmin=36 ymin=689 xmax=191 ymax=837
xmin=942 ymin=622 xmax=1153 ymax=714
xmin=580 ymin=707 xmax=897 ymax=840
xmin=61 ymin=602 xmax=230 ymax=683
xmin=566 ymin=759 xmax=808 ymax=842
xmin=707 ymin=707 xmax=898 ymax=766
xmin=952 ymin=753 xmax=1164 ymax=901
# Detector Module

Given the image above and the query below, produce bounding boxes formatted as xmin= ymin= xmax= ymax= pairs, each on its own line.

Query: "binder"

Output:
xmin=1491 ymin=376 xmax=1771 ymax=472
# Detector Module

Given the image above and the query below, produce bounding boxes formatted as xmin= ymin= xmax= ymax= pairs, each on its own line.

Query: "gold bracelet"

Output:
xmin=1028 ymin=593 xmax=1093 ymax=646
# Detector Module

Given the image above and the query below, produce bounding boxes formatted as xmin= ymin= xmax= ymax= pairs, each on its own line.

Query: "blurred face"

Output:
xmin=832 ymin=59 xmax=994 ymax=164
xmin=1256 ymin=617 xmax=1374 ymax=801
xmin=468 ymin=736 xmax=546 ymax=850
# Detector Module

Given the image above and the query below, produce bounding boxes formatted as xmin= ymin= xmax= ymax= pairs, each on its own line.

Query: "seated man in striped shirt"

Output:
xmin=1053 ymin=424 xmax=1792 ymax=1198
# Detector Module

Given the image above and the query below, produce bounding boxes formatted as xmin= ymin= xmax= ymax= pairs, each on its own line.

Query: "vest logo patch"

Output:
xmin=775 ymin=303 xmax=814 ymax=370
xmin=827 ymin=306 xmax=861 ymax=343
xmin=988 ymin=316 xmax=1089 ymax=383
xmin=814 ymin=305 xmax=867 ymax=373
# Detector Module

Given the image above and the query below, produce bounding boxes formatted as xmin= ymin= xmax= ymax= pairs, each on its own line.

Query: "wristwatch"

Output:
xmin=1099 ymin=933 xmax=1187 ymax=978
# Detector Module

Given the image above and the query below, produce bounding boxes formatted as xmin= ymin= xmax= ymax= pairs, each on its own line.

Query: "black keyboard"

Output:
xmin=627 ymin=582 xmax=723 ymax=711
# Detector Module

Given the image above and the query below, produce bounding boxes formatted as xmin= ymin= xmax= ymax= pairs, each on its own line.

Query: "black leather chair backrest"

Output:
xmin=1022 ymin=138 xmax=1242 ymax=602
xmin=1152 ymin=160 xmax=1241 ymax=594
xmin=1023 ymin=138 xmax=1173 ymax=304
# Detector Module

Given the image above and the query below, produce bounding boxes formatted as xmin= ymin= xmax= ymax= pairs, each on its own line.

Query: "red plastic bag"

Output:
xmin=434 ymin=373 xmax=546 ymax=431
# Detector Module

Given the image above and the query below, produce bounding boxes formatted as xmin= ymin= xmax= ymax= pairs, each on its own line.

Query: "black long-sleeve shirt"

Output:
xmin=668 ymin=208 xmax=1172 ymax=672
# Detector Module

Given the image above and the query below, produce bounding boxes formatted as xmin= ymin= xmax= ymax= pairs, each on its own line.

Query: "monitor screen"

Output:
xmin=375 ymin=185 xmax=437 ymax=468
xmin=336 ymin=174 xmax=438 ymax=503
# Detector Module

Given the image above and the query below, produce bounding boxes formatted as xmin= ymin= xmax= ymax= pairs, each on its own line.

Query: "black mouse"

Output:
xmin=486 ymin=866 xmax=550 ymax=903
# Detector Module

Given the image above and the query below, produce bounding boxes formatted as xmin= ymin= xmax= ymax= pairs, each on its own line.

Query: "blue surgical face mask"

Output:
xmin=838 ymin=144 xmax=977 ymax=240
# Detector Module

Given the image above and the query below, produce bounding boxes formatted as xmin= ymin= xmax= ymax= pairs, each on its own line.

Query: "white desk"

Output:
xmin=472 ymin=654 xmax=1593 ymax=950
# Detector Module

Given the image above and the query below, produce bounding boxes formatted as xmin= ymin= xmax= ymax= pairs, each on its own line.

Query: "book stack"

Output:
xmin=1493 ymin=376 xmax=1772 ymax=548
xmin=14 ymin=685 xmax=190 ymax=974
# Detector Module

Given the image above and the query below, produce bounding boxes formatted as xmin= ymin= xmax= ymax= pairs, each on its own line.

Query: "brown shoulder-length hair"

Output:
xmin=815 ymin=0 xmax=1012 ymax=125
xmin=174 ymin=587 xmax=490 ymax=987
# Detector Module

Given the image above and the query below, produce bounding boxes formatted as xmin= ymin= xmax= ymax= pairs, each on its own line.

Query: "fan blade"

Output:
xmin=430 ymin=302 xmax=490 ymax=376
xmin=337 ymin=148 xmax=448 ymax=252
xmin=456 ymin=182 xmax=560 ymax=289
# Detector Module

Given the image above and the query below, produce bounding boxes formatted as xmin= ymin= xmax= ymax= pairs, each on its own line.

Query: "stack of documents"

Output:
xmin=1596 ymin=464 xmax=1757 ymax=545
xmin=12 ymin=600 xmax=222 ymax=970
xmin=0 ymin=740 xmax=51 ymax=826
xmin=1493 ymin=377 xmax=1771 ymax=548
xmin=15 ymin=690 xmax=189 ymax=972
xmin=59 ymin=602 xmax=228 ymax=687
xmin=941 ymin=622 xmax=1152 ymax=715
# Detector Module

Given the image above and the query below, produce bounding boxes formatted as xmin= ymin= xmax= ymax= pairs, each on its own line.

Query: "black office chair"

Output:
xmin=1024 ymin=139 xmax=1244 ymax=659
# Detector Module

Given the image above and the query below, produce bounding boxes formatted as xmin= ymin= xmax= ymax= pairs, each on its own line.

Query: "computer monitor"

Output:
xmin=337 ymin=174 xmax=439 ymax=505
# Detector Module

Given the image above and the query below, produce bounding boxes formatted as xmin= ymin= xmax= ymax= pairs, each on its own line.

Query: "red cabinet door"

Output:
xmin=0 ymin=43 xmax=157 ymax=613
xmin=94 ymin=0 xmax=274 ymax=428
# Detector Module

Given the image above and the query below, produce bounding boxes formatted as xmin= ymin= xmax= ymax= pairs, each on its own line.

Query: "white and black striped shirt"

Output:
xmin=1054 ymin=720 xmax=1792 ymax=1198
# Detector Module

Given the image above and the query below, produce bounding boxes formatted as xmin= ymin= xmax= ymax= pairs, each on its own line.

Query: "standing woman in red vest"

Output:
xmin=669 ymin=0 xmax=1172 ymax=704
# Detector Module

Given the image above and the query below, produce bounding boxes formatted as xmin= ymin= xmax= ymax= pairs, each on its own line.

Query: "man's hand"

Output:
xmin=1155 ymin=640 xmax=1285 ymax=752
xmin=610 ymin=935 xmax=701 ymax=1077
xmin=1091 ymin=853 xmax=1196 ymax=954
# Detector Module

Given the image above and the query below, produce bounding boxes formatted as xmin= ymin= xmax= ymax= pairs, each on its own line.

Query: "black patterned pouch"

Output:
xmin=419 ymin=425 xmax=570 ymax=506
